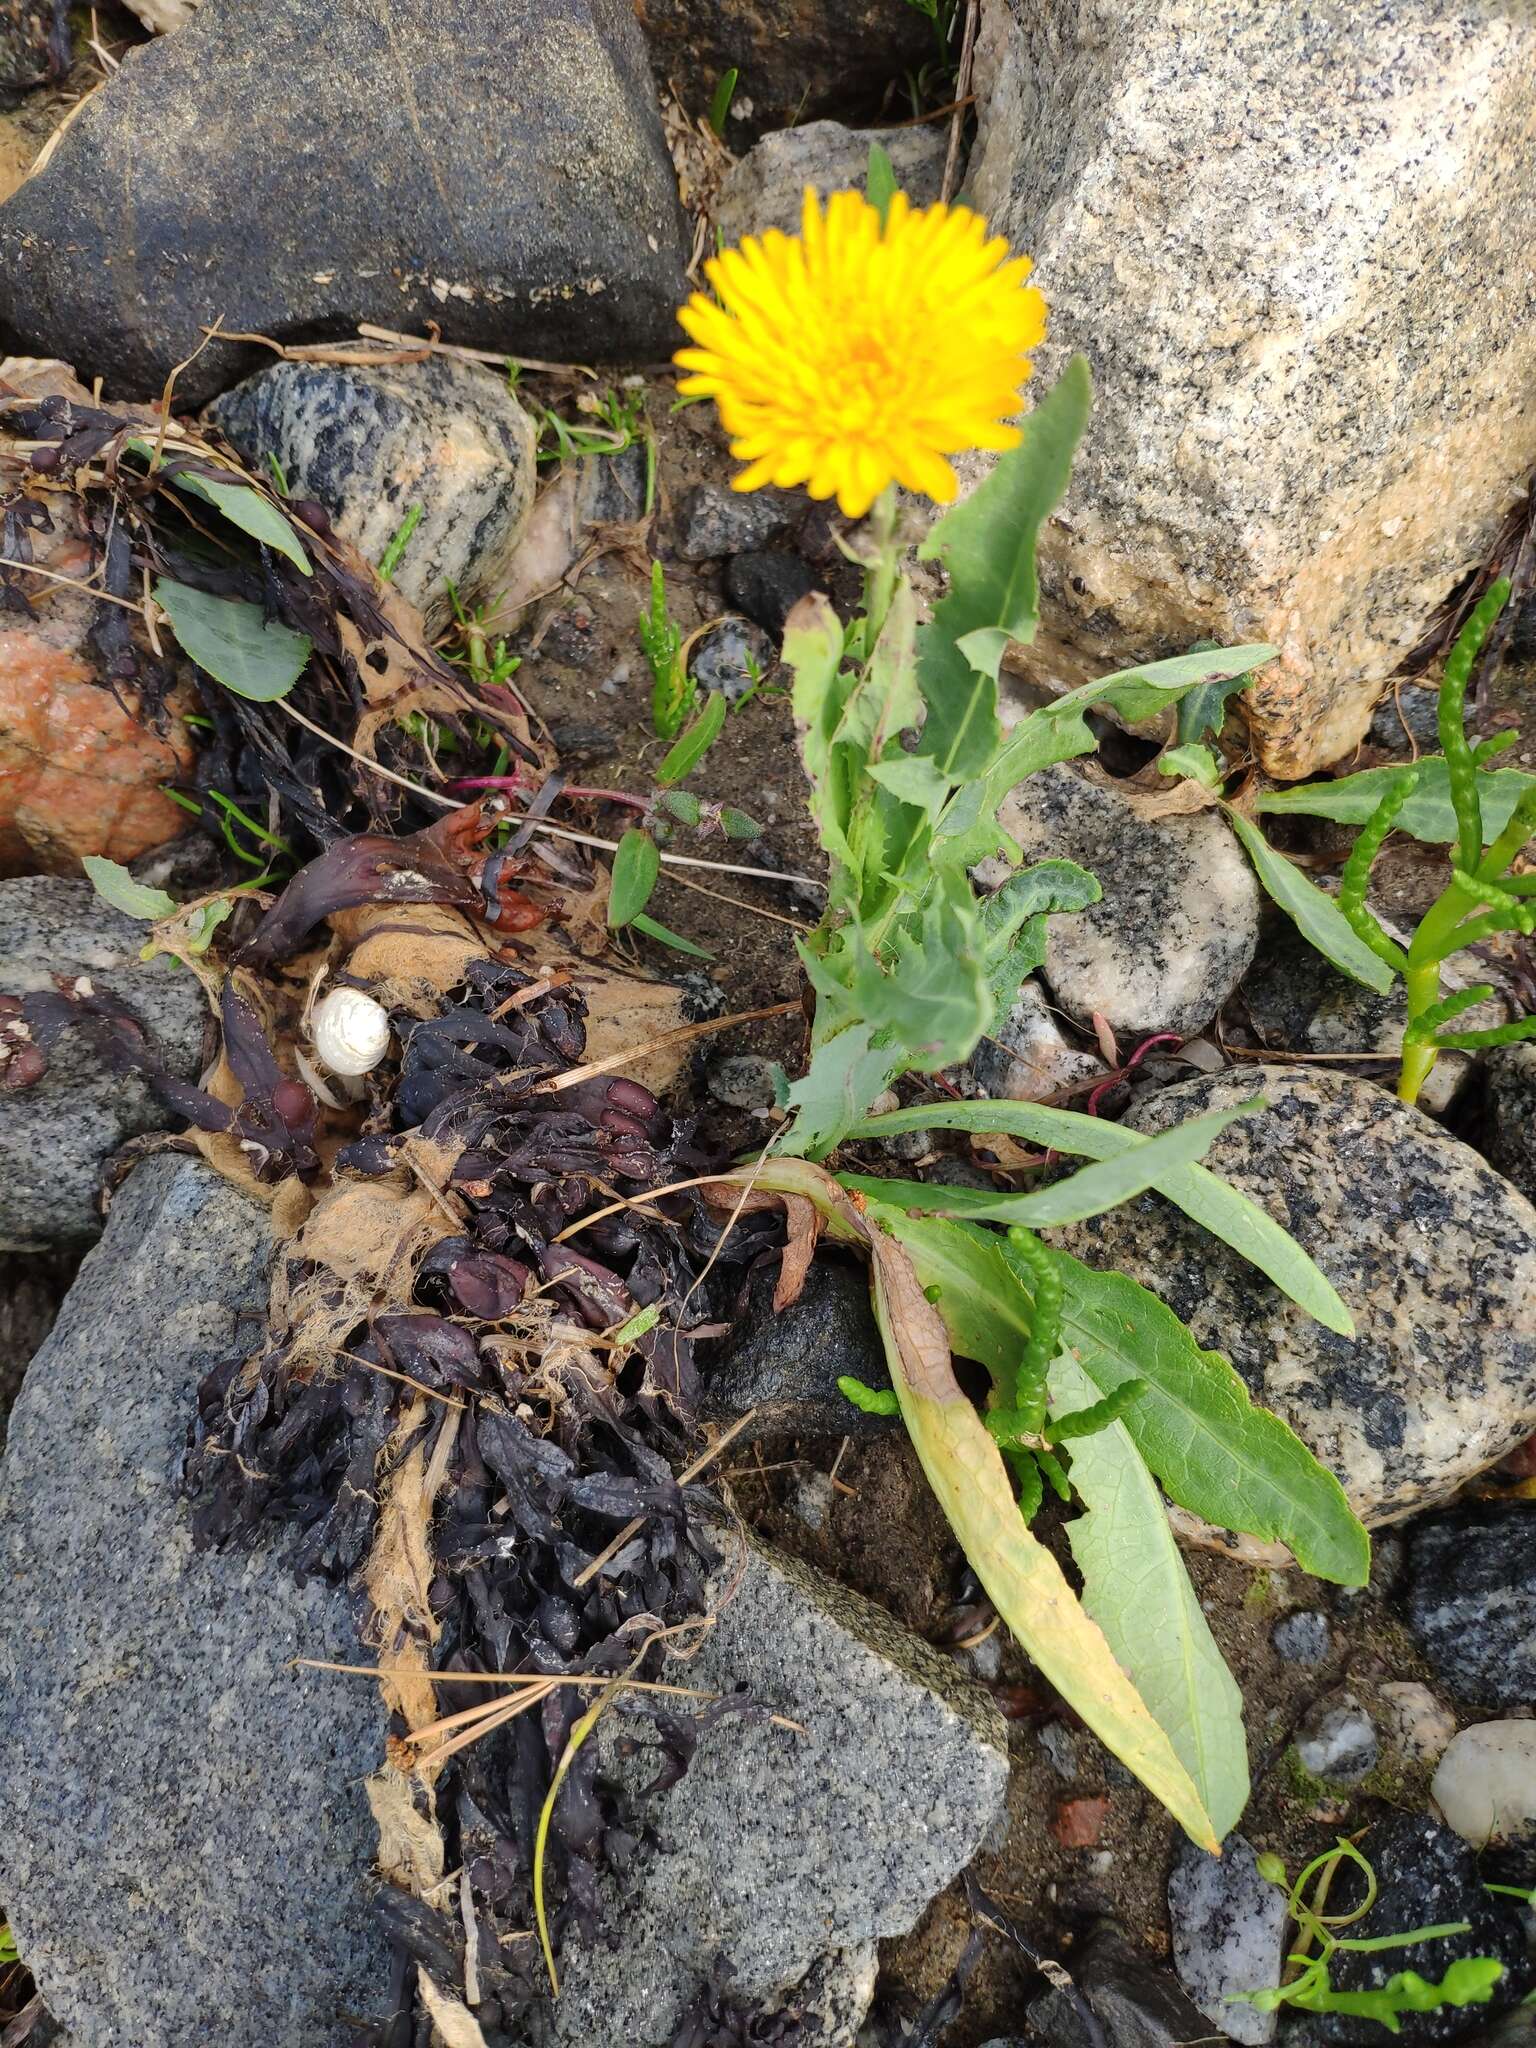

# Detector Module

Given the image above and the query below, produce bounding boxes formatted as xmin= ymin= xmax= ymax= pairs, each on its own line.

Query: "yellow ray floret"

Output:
xmin=675 ymin=186 xmax=1046 ymax=519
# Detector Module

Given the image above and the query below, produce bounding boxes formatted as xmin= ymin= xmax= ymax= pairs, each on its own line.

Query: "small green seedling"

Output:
xmin=1236 ymin=1841 xmax=1504 ymax=2034
xmin=707 ymin=67 xmax=738 ymax=136
xmin=640 ymin=560 xmax=691 ymax=740
xmin=377 ymin=502 xmax=422 ymax=582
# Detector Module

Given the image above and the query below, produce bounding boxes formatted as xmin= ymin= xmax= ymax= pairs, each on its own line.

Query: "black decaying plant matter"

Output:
xmin=180 ymin=937 xmax=790 ymax=2045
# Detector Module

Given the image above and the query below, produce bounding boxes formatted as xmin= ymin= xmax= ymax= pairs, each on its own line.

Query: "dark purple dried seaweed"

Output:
xmin=181 ymin=956 xmax=781 ymax=2042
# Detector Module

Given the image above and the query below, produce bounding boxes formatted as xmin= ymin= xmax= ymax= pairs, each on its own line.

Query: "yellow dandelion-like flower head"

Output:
xmin=674 ymin=186 xmax=1046 ymax=520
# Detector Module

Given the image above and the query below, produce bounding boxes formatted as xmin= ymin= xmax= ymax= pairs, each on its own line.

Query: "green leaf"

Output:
xmin=1175 ymin=659 xmax=1253 ymax=747
xmin=1256 ymin=759 xmax=1536 ymax=846
xmin=708 ymin=65 xmax=738 ymax=137
xmin=1050 ymin=1250 xmax=1369 ymax=1586
xmin=657 ymin=690 xmax=728 ymax=787
xmin=1049 ymin=1350 xmax=1250 ymax=1839
xmin=914 ymin=357 xmax=1092 ymax=781
xmin=979 ymin=856 xmax=1101 ymax=1006
xmin=82 ymin=855 xmax=177 ymax=921
xmin=866 ymin=140 xmax=897 ymax=226
xmin=871 ymin=1205 xmax=1367 ymax=1586
xmin=1224 ymin=810 xmax=1397 ymax=994
xmin=785 ymin=593 xmax=860 ymax=885
xmin=630 ymin=910 xmax=714 ymax=959
xmin=184 ymin=898 xmax=235 ymax=955
xmin=659 ymin=789 xmax=703 ymax=826
xmin=851 ymin=872 xmax=991 ymax=1070
xmin=607 ymin=828 xmax=661 ymax=927
xmin=782 ymin=1023 xmax=904 ymax=1161
xmin=174 ymin=472 xmax=313 ymax=575
xmin=1159 ymin=743 xmax=1223 ymax=788
xmin=125 ymin=440 xmax=312 ymax=575
xmin=841 ymin=1095 xmax=1261 ymax=1228
xmin=154 ymin=578 xmax=311 ymax=701
xmin=845 ymin=1098 xmax=1354 ymax=1336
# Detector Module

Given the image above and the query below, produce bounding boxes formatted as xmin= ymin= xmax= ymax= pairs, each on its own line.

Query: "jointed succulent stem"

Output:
xmin=1439 ymin=580 xmax=1510 ymax=874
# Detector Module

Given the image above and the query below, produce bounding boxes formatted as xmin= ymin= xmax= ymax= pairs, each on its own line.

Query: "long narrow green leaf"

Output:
xmin=914 ymin=357 xmax=1092 ymax=781
xmin=607 ymin=828 xmax=661 ymax=926
xmin=845 ymin=1099 xmax=1353 ymax=1336
xmin=176 ymin=472 xmax=313 ymax=574
xmin=842 ymin=1097 xmax=1259 ymax=1228
xmin=1256 ymin=759 xmax=1536 ymax=846
xmin=1224 ymin=810 xmax=1396 ymax=993
xmin=1049 ymin=1351 xmax=1250 ymax=1838
xmin=870 ymin=1205 xmax=1369 ymax=1587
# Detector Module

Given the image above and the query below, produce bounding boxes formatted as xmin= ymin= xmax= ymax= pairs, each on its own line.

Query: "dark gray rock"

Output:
xmin=1312 ymin=1813 xmax=1532 ymax=2045
xmin=0 ymin=1157 xmax=391 ymax=2046
xmin=1270 ymin=1610 xmax=1331 ymax=1666
xmin=715 ymin=119 xmax=947 ymax=243
xmin=985 ymin=764 xmax=1260 ymax=1040
xmin=1168 ymin=1834 xmax=1287 ymax=2045
xmin=1477 ymin=1043 xmax=1536 ymax=1206
xmin=0 ymin=876 xmax=207 ymax=1249
xmin=706 ymin=1051 xmax=780 ymax=1109
xmin=635 ymin=1 xmax=932 ymax=135
xmin=692 ymin=617 xmax=775 ymax=700
xmin=701 ymin=1256 xmax=897 ymax=1443
xmin=1404 ymin=1502 xmax=1536 ymax=1710
xmin=727 ymin=550 xmax=818 ymax=636
xmin=1027 ymin=1919 xmax=1217 ymax=2048
xmin=554 ymin=1536 xmax=1009 ymax=2047
xmin=1053 ymin=1067 xmax=1536 ymax=1525
xmin=1240 ymin=907 xmax=1501 ymax=1115
xmin=676 ymin=481 xmax=803 ymax=561
xmin=0 ymin=0 xmax=688 ymax=402
xmin=208 ymin=355 xmax=536 ymax=634
xmin=1294 ymin=1692 xmax=1379 ymax=1786
xmin=1369 ymin=683 xmax=1443 ymax=753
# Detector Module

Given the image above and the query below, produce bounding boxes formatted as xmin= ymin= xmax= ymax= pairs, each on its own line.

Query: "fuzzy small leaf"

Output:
xmin=782 ymin=1023 xmax=904 ymax=1161
xmin=1256 ymin=759 xmax=1536 ymax=846
xmin=154 ymin=578 xmax=311 ymax=701
xmin=607 ymin=829 xmax=661 ymax=927
xmin=866 ymin=141 xmax=898 ymax=226
xmin=1225 ymin=810 xmax=1397 ymax=993
xmin=1160 ymin=743 xmax=1223 ymax=788
xmin=1050 ymin=1350 xmax=1250 ymax=1839
xmin=82 ymin=855 xmax=178 ymax=921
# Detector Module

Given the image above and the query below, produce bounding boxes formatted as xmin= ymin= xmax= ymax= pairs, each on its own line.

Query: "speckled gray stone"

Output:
xmin=676 ymin=481 xmax=803 ymax=561
xmin=1270 ymin=1609 xmax=1330 ymax=1666
xmin=1404 ymin=1500 xmax=1536 ymax=1710
xmin=967 ymin=1 xmax=1536 ymax=777
xmin=1167 ymin=1834 xmax=1286 ymax=2046
xmin=1477 ymin=1042 xmax=1536 ymax=1206
xmin=706 ymin=1051 xmax=781 ymax=1109
xmin=1241 ymin=907 xmax=1501 ymax=1114
xmin=1294 ymin=1692 xmax=1379 ymax=1786
xmin=0 ymin=0 xmax=688 ymax=403
xmin=715 ymin=120 xmax=947 ymax=243
xmin=208 ymin=356 xmax=536 ymax=635
xmin=553 ymin=1536 xmax=1009 ymax=2048
xmin=701 ymin=1256 xmax=897 ymax=1442
xmin=0 ymin=1157 xmax=391 ymax=2046
xmin=971 ymin=976 xmax=1105 ymax=1103
xmin=0 ymin=876 xmax=207 ymax=1250
xmin=1053 ymin=1066 xmax=1536 ymax=1525
xmin=985 ymin=765 xmax=1260 ymax=1040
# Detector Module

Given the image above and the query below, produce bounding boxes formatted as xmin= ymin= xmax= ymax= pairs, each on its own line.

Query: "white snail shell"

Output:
xmin=310 ymin=986 xmax=391 ymax=1077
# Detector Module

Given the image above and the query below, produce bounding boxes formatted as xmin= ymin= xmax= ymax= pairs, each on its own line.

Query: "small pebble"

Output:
xmin=1050 ymin=1795 xmax=1111 ymax=1849
xmin=1168 ymin=1834 xmax=1286 ymax=2045
xmin=1270 ymin=1609 xmax=1331 ymax=1665
xmin=1377 ymin=1680 xmax=1456 ymax=1766
xmin=1432 ymin=1720 xmax=1536 ymax=1848
xmin=963 ymin=1632 xmax=1003 ymax=1683
xmin=1037 ymin=1721 xmax=1081 ymax=1782
xmin=692 ymin=618 xmax=774 ymax=701
xmin=1294 ymin=1691 xmax=1379 ymax=1785
xmin=788 ymin=1469 xmax=836 ymax=1534
xmin=707 ymin=1053 xmax=780 ymax=1110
